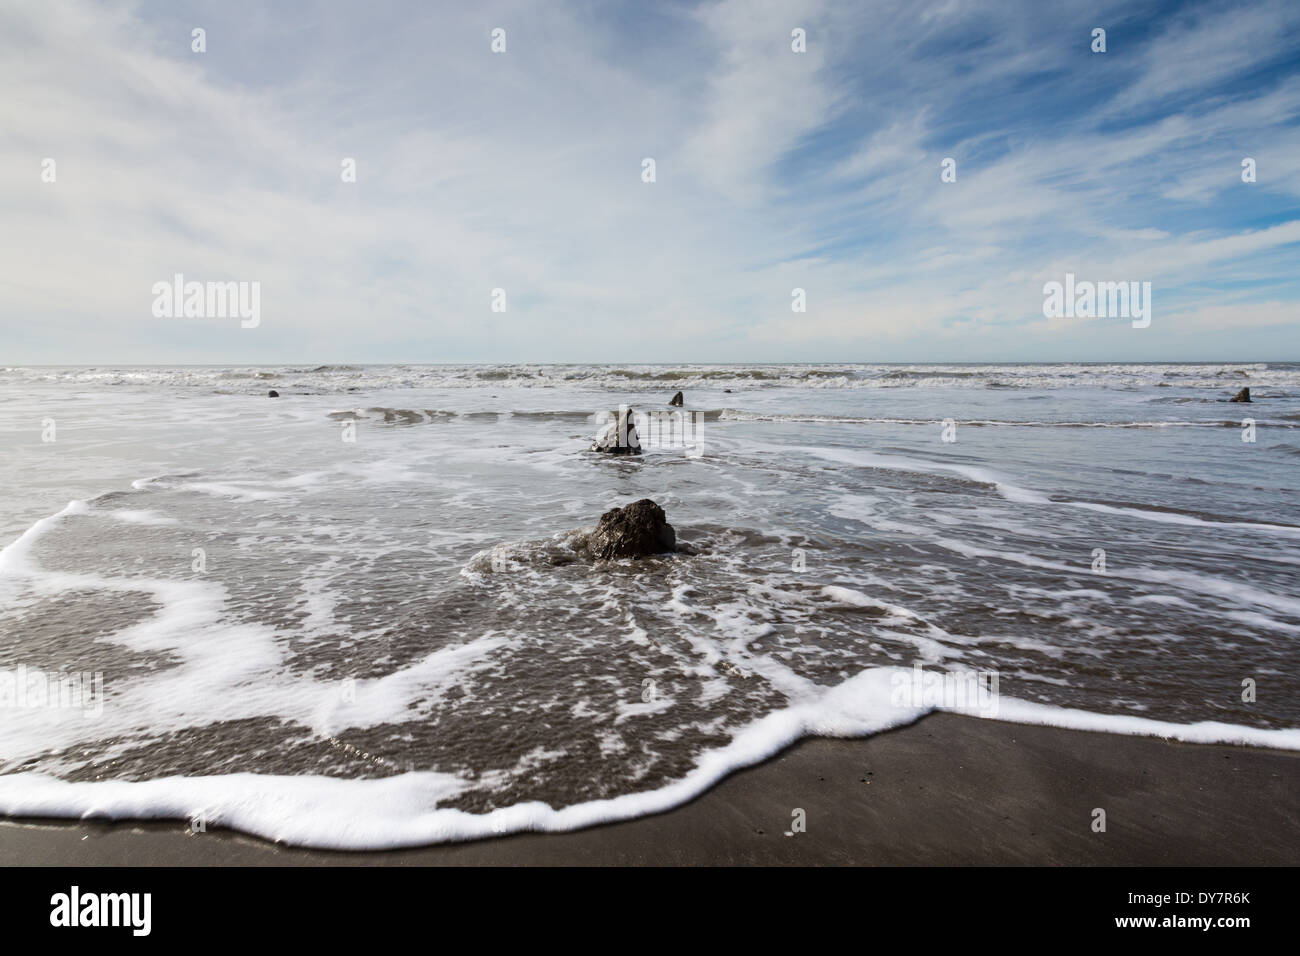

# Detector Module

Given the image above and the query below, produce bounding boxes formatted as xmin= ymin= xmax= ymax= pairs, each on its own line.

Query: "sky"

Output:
xmin=1 ymin=0 xmax=1298 ymax=364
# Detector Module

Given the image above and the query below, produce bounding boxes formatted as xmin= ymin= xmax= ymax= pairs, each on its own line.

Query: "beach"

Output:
xmin=2 ymin=714 xmax=1296 ymax=866
xmin=1 ymin=363 xmax=1298 ymax=855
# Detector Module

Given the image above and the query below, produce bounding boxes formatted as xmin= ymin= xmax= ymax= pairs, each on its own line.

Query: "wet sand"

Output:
xmin=1 ymin=713 xmax=1296 ymax=865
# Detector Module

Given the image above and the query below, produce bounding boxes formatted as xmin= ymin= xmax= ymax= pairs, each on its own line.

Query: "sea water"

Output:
xmin=0 ymin=362 xmax=1297 ymax=848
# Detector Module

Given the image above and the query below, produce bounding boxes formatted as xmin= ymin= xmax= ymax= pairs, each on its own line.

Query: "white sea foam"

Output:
xmin=800 ymin=444 xmax=1054 ymax=504
xmin=0 ymin=498 xmax=514 ymax=767
xmin=821 ymin=585 xmax=968 ymax=661
xmin=181 ymin=482 xmax=286 ymax=502
xmin=1 ymin=664 xmax=1296 ymax=849
xmin=1068 ymin=500 xmax=1300 ymax=536
xmin=0 ymin=499 xmax=89 ymax=575
xmin=97 ymin=509 xmax=178 ymax=526
xmin=721 ymin=410 xmax=1226 ymax=428
xmin=3 ymin=364 xmax=1298 ymax=850
xmin=5 ymin=362 xmax=1299 ymax=394
xmin=849 ymin=512 xmax=1300 ymax=618
xmin=802 ymin=444 xmax=1300 ymax=536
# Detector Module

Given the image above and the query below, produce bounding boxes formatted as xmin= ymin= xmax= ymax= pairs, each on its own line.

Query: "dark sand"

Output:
xmin=1 ymin=714 xmax=1296 ymax=865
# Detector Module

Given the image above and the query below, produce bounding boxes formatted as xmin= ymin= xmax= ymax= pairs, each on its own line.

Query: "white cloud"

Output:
xmin=0 ymin=0 xmax=1297 ymax=363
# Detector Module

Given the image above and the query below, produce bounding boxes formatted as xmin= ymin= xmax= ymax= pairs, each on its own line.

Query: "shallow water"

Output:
xmin=1 ymin=363 xmax=1297 ymax=847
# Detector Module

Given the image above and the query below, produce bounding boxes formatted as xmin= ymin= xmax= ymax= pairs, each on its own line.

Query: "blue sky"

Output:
xmin=2 ymin=0 xmax=1298 ymax=363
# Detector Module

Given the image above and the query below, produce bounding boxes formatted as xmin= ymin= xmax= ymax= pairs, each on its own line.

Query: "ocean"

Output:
xmin=1 ymin=362 xmax=1298 ymax=848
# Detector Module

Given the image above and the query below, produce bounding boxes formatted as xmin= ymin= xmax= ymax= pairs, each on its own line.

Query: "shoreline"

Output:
xmin=2 ymin=713 xmax=1296 ymax=866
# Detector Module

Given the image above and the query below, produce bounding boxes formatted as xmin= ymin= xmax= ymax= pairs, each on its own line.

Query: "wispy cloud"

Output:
xmin=1 ymin=0 xmax=1297 ymax=363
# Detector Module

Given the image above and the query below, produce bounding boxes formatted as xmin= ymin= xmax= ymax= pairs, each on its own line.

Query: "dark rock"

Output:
xmin=590 ymin=408 xmax=641 ymax=455
xmin=1229 ymin=387 xmax=1251 ymax=403
xmin=268 ymin=390 xmax=279 ymax=398
xmin=668 ymin=390 xmax=684 ymax=407
xmin=587 ymin=499 xmax=676 ymax=558
xmin=724 ymin=389 xmax=732 ymax=393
